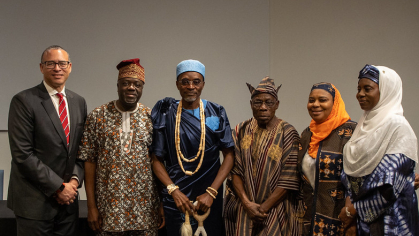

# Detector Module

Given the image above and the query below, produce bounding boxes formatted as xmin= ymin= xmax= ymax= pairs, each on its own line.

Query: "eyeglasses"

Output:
xmin=179 ymin=79 xmax=202 ymax=87
xmin=42 ymin=61 xmax=70 ymax=69
xmin=119 ymin=80 xmax=143 ymax=88
xmin=252 ymin=100 xmax=276 ymax=108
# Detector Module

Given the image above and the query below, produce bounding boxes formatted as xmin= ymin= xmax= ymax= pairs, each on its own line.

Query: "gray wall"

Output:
xmin=270 ymin=0 xmax=419 ymax=134
xmin=0 ymin=0 xmax=269 ymax=200
xmin=0 ymin=0 xmax=269 ymax=130
xmin=269 ymin=0 xmax=419 ymax=199
xmin=1 ymin=0 xmax=419 ymax=201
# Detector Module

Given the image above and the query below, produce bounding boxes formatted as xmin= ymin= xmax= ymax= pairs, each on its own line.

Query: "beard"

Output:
xmin=124 ymin=97 xmax=137 ymax=104
xmin=183 ymin=97 xmax=197 ymax=103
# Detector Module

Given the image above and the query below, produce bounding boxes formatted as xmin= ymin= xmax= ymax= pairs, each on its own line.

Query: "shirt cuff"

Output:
xmin=71 ymin=175 xmax=79 ymax=185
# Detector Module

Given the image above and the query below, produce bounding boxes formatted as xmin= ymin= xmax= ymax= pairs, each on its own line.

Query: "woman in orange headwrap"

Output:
xmin=297 ymin=82 xmax=356 ymax=236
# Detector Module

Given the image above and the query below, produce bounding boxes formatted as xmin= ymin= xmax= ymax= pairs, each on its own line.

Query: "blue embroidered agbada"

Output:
xmin=151 ymin=97 xmax=234 ymax=236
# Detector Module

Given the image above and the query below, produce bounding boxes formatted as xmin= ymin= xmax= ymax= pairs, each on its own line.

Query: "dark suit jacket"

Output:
xmin=7 ymin=82 xmax=87 ymax=220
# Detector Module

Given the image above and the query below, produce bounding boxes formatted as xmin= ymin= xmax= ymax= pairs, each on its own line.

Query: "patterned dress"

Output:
xmin=342 ymin=154 xmax=419 ymax=236
xmin=224 ymin=118 xmax=300 ymax=236
xmin=297 ymin=121 xmax=356 ymax=236
xmin=78 ymin=101 xmax=160 ymax=232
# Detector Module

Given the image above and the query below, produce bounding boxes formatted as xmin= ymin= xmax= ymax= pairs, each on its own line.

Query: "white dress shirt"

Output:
xmin=43 ymin=80 xmax=70 ymax=129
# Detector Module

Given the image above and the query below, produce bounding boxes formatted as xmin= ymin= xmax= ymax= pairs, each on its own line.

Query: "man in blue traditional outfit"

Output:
xmin=150 ymin=59 xmax=235 ymax=236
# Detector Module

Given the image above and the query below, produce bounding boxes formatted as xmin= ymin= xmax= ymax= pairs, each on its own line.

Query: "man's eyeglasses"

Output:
xmin=119 ymin=80 xmax=143 ymax=88
xmin=42 ymin=61 xmax=70 ymax=69
xmin=179 ymin=79 xmax=202 ymax=87
xmin=252 ymin=100 xmax=276 ymax=108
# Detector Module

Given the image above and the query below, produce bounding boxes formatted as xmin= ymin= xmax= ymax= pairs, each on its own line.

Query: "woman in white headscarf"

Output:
xmin=339 ymin=64 xmax=419 ymax=235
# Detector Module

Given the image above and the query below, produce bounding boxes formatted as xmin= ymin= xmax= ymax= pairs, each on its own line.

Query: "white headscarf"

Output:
xmin=343 ymin=65 xmax=418 ymax=177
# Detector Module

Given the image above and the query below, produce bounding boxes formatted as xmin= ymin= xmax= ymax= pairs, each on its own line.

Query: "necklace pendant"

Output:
xmin=185 ymin=171 xmax=193 ymax=176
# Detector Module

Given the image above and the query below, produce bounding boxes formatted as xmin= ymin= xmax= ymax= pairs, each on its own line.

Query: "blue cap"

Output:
xmin=176 ymin=59 xmax=205 ymax=80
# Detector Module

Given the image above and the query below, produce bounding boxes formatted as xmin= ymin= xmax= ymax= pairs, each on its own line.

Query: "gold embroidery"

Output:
xmin=349 ymin=177 xmax=363 ymax=196
xmin=118 ymin=64 xmax=145 ymax=81
xmin=364 ymin=209 xmax=376 ymax=223
xmin=268 ymin=144 xmax=282 ymax=161
xmin=241 ymin=134 xmax=252 ymax=150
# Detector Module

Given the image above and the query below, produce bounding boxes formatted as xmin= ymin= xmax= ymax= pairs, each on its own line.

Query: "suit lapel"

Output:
xmin=38 ymin=83 xmax=69 ymax=152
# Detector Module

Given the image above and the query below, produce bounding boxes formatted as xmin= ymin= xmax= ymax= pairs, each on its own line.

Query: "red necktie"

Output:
xmin=56 ymin=93 xmax=70 ymax=146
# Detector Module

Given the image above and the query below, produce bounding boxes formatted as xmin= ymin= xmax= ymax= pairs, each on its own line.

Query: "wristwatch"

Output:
xmin=57 ymin=183 xmax=65 ymax=193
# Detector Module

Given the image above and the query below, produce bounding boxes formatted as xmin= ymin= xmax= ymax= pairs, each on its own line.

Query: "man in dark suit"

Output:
xmin=7 ymin=45 xmax=87 ymax=235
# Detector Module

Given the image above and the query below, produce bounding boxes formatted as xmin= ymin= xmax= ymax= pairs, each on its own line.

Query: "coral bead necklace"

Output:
xmin=175 ymin=99 xmax=206 ymax=176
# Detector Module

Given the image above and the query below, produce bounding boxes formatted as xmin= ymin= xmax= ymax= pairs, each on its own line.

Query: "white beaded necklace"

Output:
xmin=175 ymin=99 xmax=206 ymax=176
